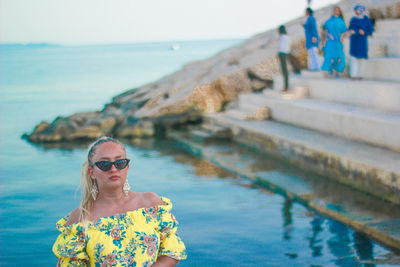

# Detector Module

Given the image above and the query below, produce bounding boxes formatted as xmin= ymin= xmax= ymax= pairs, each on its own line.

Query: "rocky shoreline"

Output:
xmin=24 ymin=0 xmax=400 ymax=143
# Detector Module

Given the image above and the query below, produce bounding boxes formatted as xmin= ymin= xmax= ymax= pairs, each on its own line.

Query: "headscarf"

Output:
xmin=354 ymin=4 xmax=367 ymax=17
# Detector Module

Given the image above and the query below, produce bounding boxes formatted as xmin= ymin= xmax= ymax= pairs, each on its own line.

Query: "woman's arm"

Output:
xmin=152 ymin=256 xmax=179 ymax=267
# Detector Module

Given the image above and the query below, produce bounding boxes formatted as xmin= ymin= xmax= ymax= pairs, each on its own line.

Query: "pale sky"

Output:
xmin=0 ymin=0 xmax=339 ymax=45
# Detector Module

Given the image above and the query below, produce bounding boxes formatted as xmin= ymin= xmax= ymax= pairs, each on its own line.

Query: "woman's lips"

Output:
xmin=109 ymin=175 xmax=120 ymax=180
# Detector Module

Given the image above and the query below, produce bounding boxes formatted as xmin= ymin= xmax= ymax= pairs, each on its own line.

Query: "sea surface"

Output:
xmin=0 ymin=40 xmax=394 ymax=266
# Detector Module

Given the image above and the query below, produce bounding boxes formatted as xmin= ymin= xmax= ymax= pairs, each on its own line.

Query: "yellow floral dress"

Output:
xmin=53 ymin=197 xmax=187 ymax=266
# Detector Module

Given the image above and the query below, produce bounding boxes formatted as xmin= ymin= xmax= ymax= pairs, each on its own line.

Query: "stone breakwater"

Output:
xmin=24 ymin=0 xmax=400 ymax=143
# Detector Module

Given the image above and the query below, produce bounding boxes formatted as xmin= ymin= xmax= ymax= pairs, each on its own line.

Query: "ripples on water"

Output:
xmin=0 ymin=41 xmax=395 ymax=266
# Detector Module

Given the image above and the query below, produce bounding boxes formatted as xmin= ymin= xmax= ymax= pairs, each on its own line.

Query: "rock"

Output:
xmin=32 ymin=121 xmax=50 ymax=133
xmin=115 ymin=118 xmax=155 ymax=138
xmin=102 ymin=104 xmax=124 ymax=117
xmin=153 ymin=109 xmax=201 ymax=128
xmin=214 ymin=71 xmax=252 ymax=102
xmin=98 ymin=116 xmax=117 ymax=132
xmin=69 ymin=125 xmax=103 ymax=139
xmin=289 ymin=39 xmax=308 ymax=71
xmin=26 ymin=112 xmax=111 ymax=142
xmin=69 ymin=112 xmax=99 ymax=129
xmin=111 ymin=88 xmax=139 ymax=104
xmin=29 ymin=116 xmax=74 ymax=141
xmin=190 ymin=83 xmax=225 ymax=113
xmin=250 ymin=79 xmax=268 ymax=92
xmin=248 ymin=57 xmax=280 ymax=81
xmin=190 ymin=71 xmax=253 ymax=113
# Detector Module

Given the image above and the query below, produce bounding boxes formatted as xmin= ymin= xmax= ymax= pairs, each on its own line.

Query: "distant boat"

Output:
xmin=170 ymin=44 xmax=180 ymax=51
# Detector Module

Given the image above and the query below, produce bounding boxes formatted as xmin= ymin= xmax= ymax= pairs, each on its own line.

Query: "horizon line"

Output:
xmin=0 ymin=37 xmax=247 ymax=47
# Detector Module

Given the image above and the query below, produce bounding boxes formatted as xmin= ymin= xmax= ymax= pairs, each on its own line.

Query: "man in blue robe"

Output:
xmin=304 ymin=7 xmax=321 ymax=71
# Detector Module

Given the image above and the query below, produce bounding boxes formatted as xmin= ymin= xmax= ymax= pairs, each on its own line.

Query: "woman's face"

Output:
xmin=89 ymin=142 xmax=129 ymax=192
xmin=333 ymin=7 xmax=341 ymax=17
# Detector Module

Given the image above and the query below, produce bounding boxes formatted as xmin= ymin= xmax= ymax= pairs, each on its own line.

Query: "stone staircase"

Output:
xmin=369 ymin=19 xmax=400 ymax=57
xmin=167 ymin=128 xmax=400 ymax=252
xmin=203 ymin=18 xmax=400 ymax=204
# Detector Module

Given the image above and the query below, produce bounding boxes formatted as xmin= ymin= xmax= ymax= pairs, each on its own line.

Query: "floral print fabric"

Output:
xmin=53 ymin=197 xmax=187 ymax=266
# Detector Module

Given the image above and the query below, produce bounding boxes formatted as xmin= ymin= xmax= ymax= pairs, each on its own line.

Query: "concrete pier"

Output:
xmin=168 ymin=17 xmax=400 ymax=253
xmin=168 ymin=129 xmax=400 ymax=252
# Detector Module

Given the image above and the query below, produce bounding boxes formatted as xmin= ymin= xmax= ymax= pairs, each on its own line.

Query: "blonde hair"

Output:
xmin=79 ymin=136 xmax=126 ymax=227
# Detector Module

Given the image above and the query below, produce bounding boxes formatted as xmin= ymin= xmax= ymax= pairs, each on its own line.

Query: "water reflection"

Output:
xmin=354 ymin=232 xmax=375 ymax=267
xmin=309 ymin=215 xmax=324 ymax=257
xmin=327 ymin=220 xmax=357 ymax=266
xmin=282 ymin=198 xmax=293 ymax=240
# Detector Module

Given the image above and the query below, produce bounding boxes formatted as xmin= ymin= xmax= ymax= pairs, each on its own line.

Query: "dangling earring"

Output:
xmin=123 ymin=179 xmax=130 ymax=196
xmin=91 ymin=180 xmax=99 ymax=200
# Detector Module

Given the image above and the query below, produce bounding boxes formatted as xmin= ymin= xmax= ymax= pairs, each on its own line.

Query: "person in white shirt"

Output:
xmin=278 ymin=25 xmax=290 ymax=92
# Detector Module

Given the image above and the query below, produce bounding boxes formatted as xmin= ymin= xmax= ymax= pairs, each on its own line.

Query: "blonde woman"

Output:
xmin=53 ymin=137 xmax=187 ymax=266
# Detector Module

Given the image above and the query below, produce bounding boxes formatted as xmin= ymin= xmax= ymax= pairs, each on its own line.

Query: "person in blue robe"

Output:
xmin=321 ymin=6 xmax=347 ymax=76
xmin=348 ymin=4 xmax=373 ymax=79
xmin=303 ymin=7 xmax=320 ymax=71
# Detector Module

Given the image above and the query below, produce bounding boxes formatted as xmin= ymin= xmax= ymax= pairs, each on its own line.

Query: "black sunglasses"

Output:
xmin=92 ymin=159 xmax=130 ymax=172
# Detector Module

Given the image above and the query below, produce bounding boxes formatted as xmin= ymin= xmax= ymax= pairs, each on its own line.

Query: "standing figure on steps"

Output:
xmin=277 ymin=25 xmax=290 ymax=92
xmin=348 ymin=4 xmax=373 ymax=80
xmin=303 ymin=7 xmax=321 ymax=71
xmin=321 ymin=6 xmax=347 ymax=78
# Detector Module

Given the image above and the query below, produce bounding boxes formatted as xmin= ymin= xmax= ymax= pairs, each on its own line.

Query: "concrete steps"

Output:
xmin=265 ymin=18 xmax=400 ymax=151
xmin=201 ymin=123 xmax=232 ymax=139
xmin=374 ymin=19 xmax=400 ymax=35
xmin=203 ymin=113 xmax=400 ymax=204
xmin=239 ymin=93 xmax=400 ymax=151
xmin=275 ymin=57 xmax=400 ymax=83
xmin=169 ymin=126 xmax=400 ymax=251
xmin=224 ymin=109 xmax=251 ymax=120
xmin=273 ymin=75 xmax=400 ymax=112
xmin=362 ymin=57 xmax=400 ymax=82
xmin=208 ymin=18 xmax=400 ymax=202
xmin=369 ymin=34 xmax=400 ymax=57
xmin=369 ymin=19 xmax=400 ymax=57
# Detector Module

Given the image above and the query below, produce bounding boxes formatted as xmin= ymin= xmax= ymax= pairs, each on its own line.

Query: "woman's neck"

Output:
xmin=96 ymin=189 xmax=128 ymax=206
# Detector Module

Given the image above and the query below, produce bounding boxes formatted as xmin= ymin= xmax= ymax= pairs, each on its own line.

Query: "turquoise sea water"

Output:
xmin=0 ymin=40 xmax=394 ymax=266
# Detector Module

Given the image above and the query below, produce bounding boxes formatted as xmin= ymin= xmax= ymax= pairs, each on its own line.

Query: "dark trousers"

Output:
xmin=278 ymin=53 xmax=289 ymax=90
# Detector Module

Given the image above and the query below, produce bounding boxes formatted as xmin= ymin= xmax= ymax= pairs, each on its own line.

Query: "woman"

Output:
xmin=53 ymin=137 xmax=187 ymax=266
xmin=321 ymin=6 xmax=347 ymax=77
xmin=303 ymin=7 xmax=321 ymax=71
xmin=348 ymin=4 xmax=373 ymax=79
xmin=277 ymin=25 xmax=290 ymax=92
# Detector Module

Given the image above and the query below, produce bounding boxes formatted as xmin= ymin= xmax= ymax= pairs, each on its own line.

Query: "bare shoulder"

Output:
xmin=141 ymin=192 xmax=164 ymax=207
xmin=66 ymin=208 xmax=80 ymax=226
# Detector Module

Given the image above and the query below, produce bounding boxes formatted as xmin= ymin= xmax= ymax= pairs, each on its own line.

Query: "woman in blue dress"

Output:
xmin=348 ymin=4 xmax=373 ymax=79
xmin=321 ymin=6 xmax=347 ymax=77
